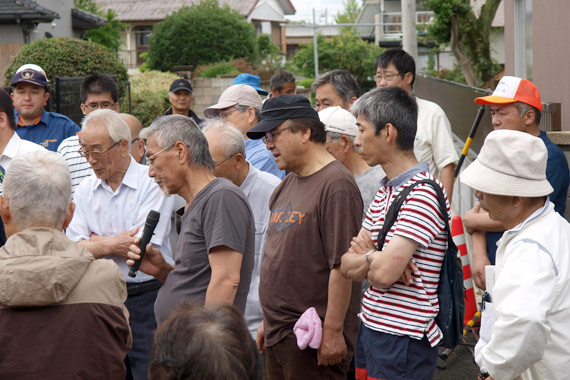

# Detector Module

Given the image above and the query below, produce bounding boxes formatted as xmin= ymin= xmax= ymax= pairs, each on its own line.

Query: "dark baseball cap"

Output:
xmin=169 ymin=79 xmax=193 ymax=93
xmin=10 ymin=64 xmax=49 ymax=89
xmin=247 ymin=95 xmax=319 ymax=140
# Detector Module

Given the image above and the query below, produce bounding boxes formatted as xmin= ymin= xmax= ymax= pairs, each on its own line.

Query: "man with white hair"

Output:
xmin=204 ymin=84 xmax=285 ymax=179
xmin=202 ymin=120 xmax=280 ymax=341
xmin=318 ymin=106 xmax=385 ymax=213
xmin=66 ymin=109 xmax=173 ymax=380
xmin=460 ymin=129 xmax=570 ymax=380
xmin=0 ymin=150 xmax=131 ymax=378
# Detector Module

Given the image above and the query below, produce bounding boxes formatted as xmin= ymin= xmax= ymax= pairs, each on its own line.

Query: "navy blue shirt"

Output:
xmin=14 ymin=109 xmax=80 ymax=152
xmin=487 ymin=130 xmax=569 ymax=263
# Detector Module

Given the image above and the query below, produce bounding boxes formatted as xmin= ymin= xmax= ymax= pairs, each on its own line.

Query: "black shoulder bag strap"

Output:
xmin=377 ymin=178 xmax=449 ymax=251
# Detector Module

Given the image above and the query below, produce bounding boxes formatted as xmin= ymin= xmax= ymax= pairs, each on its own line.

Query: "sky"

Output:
xmin=286 ymin=0 xmax=346 ymax=24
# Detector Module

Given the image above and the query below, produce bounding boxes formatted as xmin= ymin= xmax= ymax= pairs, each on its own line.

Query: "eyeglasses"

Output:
xmin=374 ymin=72 xmax=401 ymax=83
xmin=147 ymin=144 xmax=174 ymax=165
xmin=325 ymin=135 xmax=341 ymax=144
xmin=262 ymin=126 xmax=294 ymax=144
xmin=78 ymin=141 xmax=120 ymax=159
xmin=214 ymin=154 xmax=236 ymax=167
xmin=131 ymin=137 xmax=141 ymax=144
xmin=218 ymin=107 xmax=239 ymax=119
xmin=84 ymin=102 xmax=116 ymax=110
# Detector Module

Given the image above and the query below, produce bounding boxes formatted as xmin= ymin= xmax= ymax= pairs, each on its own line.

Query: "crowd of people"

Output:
xmin=0 ymin=47 xmax=568 ymax=380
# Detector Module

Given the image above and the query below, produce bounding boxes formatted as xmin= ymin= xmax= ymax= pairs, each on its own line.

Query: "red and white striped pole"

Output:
xmin=451 ymin=215 xmax=478 ymax=327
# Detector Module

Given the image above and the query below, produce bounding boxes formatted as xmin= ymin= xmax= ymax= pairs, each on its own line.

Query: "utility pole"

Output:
xmin=401 ymin=0 xmax=417 ymax=61
xmin=313 ymin=8 xmax=319 ymax=78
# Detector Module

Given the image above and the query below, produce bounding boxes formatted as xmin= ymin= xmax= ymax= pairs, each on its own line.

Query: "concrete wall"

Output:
xmin=504 ymin=0 xmax=570 ymax=131
xmin=33 ymin=0 xmax=80 ymax=41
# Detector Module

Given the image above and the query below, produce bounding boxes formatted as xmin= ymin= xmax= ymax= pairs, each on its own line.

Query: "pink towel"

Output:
xmin=293 ymin=307 xmax=322 ymax=350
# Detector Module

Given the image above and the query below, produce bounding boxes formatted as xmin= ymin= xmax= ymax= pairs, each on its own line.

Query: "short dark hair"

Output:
xmin=375 ymin=48 xmax=416 ymax=86
xmin=80 ymin=74 xmax=119 ymax=104
xmin=287 ymin=117 xmax=327 ymax=144
xmin=351 ymin=86 xmax=418 ymax=151
xmin=149 ymin=303 xmax=259 ymax=380
xmin=0 ymin=88 xmax=15 ymax=130
xmin=270 ymin=70 xmax=295 ymax=91
xmin=311 ymin=70 xmax=362 ymax=106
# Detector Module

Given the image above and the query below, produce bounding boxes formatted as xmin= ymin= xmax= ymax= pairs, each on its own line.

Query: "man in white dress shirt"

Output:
xmin=66 ymin=109 xmax=173 ymax=380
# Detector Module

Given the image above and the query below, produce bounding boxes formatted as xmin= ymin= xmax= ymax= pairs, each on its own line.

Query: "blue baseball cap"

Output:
xmin=232 ymin=73 xmax=268 ymax=96
xmin=10 ymin=64 xmax=49 ymax=89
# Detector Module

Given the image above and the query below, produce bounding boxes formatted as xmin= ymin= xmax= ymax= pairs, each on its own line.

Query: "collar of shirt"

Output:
xmin=16 ymin=109 xmax=45 ymax=127
xmin=239 ymin=161 xmax=257 ymax=197
xmin=94 ymin=156 xmax=139 ymax=193
xmin=380 ymin=162 xmax=429 ymax=188
xmin=1 ymin=133 xmax=23 ymax=162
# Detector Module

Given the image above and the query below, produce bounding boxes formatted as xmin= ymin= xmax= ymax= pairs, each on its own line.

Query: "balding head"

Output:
xmin=121 ymin=113 xmax=145 ymax=163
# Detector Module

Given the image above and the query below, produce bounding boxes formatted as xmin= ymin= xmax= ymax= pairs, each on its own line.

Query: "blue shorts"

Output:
xmin=354 ymin=324 xmax=438 ymax=380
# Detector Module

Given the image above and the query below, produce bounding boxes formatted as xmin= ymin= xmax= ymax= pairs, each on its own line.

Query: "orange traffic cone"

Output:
xmin=451 ymin=215 xmax=478 ymax=327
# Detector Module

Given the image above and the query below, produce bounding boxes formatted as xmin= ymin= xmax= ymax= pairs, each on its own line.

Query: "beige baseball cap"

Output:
xmin=204 ymin=84 xmax=262 ymax=118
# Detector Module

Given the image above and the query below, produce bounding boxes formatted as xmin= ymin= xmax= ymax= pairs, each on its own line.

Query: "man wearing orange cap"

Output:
xmin=463 ymin=76 xmax=570 ymax=290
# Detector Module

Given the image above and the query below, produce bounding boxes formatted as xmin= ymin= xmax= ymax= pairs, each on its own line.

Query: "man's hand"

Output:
xmin=471 ymin=231 xmax=490 ymax=290
xmin=90 ymin=227 xmax=139 ymax=258
xmin=126 ymin=237 xmax=172 ymax=283
xmin=340 ymin=231 xmax=376 ymax=281
xmin=463 ymin=202 xmax=483 ymax=234
xmin=317 ymin=327 xmax=346 ymax=366
xmin=256 ymin=321 xmax=266 ymax=353
xmin=398 ymin=260 xmax=419 ymax=285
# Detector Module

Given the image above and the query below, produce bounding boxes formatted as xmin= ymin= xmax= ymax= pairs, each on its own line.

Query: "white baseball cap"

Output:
xmin=318 ymin=106 xmax=358 ymax=137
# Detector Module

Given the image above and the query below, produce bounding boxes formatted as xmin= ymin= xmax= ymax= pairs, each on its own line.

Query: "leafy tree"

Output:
xmin=423 ymin=0 xmax=501 ymax=86
xmin=334 ymin=0 xmax=361 ymax=24
xmin=74 ymin=0 xmax=125 ymax=53
xmin=148 ymin=0 xmax=257 ymax=72
xmin=292 ymin=29 xmax=382 ymax=83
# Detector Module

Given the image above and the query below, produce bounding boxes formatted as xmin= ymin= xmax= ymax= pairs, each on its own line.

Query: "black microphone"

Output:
xmin=128 ymin=210 xmax=160 ymax=278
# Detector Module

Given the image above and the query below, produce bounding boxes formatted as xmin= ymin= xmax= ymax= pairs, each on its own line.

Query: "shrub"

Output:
xmin=125 ymin=71 xmax=180 ymax=127
xmin=194 ymin=61 xmax=240 ymax=78
xmin=4 ymin=37 xmax=128 ymax=86
xmin=293 ymin=29 xmax=382 ymax=84
xmin=148 ymin=0 xmax=257 ymax=72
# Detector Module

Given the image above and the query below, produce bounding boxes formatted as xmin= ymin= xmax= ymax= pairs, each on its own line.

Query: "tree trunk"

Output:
xmin=449 ymin=15 xmax=478 ymax=86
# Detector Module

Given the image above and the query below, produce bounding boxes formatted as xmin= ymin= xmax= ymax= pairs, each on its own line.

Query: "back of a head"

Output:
xmin=80 ymin=74 xmax=119 ymax=104
xmin=351 ymin=86 xmax=418 ymax=151
xmin=4 ymin=150 xmax=71 ymax=230
xmin=311 ymin=70 xmax=362 ymax=105
xmin=150 ymin=303 xmax=258 ymax=380
xmin=143 ymin=115 xmax=214 ymax=170
xmin=201 ymin=120 xmax=246 ymax=158
xmin=0 ymin=88 xmax=16 ymax=130
xmin=375 ymin=48 xmax=416 ymax=86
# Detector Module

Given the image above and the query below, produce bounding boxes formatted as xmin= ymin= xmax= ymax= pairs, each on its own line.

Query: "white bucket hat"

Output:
xmin=460 ymin=129 xmax=553 ymax=197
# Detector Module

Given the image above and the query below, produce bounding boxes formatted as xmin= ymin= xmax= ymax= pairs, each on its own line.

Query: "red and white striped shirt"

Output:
xmin=361 ymin=165 xmax=449 ymax=347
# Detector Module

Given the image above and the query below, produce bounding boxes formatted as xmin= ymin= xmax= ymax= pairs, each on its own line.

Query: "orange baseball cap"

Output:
xmin=474 ymin=76 xmax=542 ymax=111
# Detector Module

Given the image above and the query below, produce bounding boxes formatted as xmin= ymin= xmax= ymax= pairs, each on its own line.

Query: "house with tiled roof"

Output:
xmin=96 ymin=0 xmax=295 ymax=68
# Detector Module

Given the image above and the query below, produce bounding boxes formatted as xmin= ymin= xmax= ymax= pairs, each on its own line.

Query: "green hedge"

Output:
xmin=4 ymin=37 xmax=128 ymax=86
xmin=125 ymin=71 xmax=180 ymax=127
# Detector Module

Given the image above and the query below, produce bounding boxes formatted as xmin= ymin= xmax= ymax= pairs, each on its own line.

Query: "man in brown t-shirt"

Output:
xmin=247 ymin=95 xmax=363 ymax=379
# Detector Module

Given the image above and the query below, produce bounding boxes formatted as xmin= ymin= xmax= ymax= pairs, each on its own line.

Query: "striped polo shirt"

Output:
xmin=361 ymin=163 xmax=449 ymax=347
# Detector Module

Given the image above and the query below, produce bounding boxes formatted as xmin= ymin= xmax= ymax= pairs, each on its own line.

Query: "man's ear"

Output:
xmin=340 ymin=135 xmax=352 ymax=153
xmin=384 ymin=123 xmax=398 ymax=145
xmin=0 ymin=196 xmax=10 ymax=226
xmin=234 ymin=152 xmax=246 ymax=169
xmin=43 ymin=91 xmax=50 ymax=106
xmin=62 ymin=202 xmax=75 ymax=231
xmin=113 ymin=102 xmax=120 ymax=112
xmin=174 ymin=140 xmax=189 ymax=163
xmin=0 ymin=112 xmax=8 ymax=131
xmin=403 ymin=72 xmax=414 ymax=87
xmin=80 ymin=103 xmax=88 ymax=115
xmin=247 ymin=107 xmax=257 ymax=125
xmin=523 ymin=109 xmax=537 ymax=126
xmin=347 ymin=96 xmax=358 ymax=109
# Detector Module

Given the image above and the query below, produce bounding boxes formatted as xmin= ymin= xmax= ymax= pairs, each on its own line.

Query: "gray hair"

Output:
xmin=142 ymin=115 xmax=215 ymax=171
xmin=234 ymin=104 xmax=261 ymax=121
xmin=514 ymin=101 xmax=542 ymax=125
xmin=311 ymin=70 xmax=362 ymax=106
xmin=270 ymin=70 xmax=295 ymax=91
xmin=351 ymin=87 xmax=417 ymax=151
xmin=3 ymin=150 xmax=71 ymax=229
xmin=82 ymin=109 xmax=131 ymax=150
xmin=202 ymin=120 xmax=246 ymax=159
xmin=327 ymin=131 xmax=356 ymax=145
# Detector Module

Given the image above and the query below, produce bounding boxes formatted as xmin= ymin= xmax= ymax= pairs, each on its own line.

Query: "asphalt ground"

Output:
xmin=433 ymin=331 xmax=480 ymax=380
